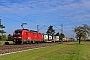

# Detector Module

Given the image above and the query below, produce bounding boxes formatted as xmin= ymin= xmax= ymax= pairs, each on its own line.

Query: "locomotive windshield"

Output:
xmin=14 ymin=30 xmax=22 ymax=34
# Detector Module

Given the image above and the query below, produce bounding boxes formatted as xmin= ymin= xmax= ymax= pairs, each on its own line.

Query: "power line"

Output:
xmin=1 ymin=9 xmax=42 ymax=25
xmin=37 ymin=25 xmax=45 ymax=33
xmin=1 ymin=16 xmax=22 ymax=23
xmin=0 ymin=9 xmax=51 ymax=29
xmin=54 ymin=24 xmax=63 ymax=34
xmin=1 ymin=9 xmax=64 ymax=32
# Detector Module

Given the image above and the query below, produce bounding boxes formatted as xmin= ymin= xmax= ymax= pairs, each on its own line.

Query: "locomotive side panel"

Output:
xmin=27 ymin=31 xmax=43 ymax=43
xmin=33 ymin=33 xmax=37 ymax=40
xmin=22 ymin=30 xmax=28 ymax=41
xmin=32 ymin=33 xmax=43 ymax=41
xmin=27 ymin=32 xmax=33 ymax=40
xmin=37 ymin=33 xmax=43 ymax=41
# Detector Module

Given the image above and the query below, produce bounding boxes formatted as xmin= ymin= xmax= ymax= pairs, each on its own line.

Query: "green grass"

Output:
xmin=0 ymin=42 xmax=90 ymax=60
xmin=0 ymin=41 xmax=13 ymax=46
xmin=0 ymin=41 xmax=6 ymax=46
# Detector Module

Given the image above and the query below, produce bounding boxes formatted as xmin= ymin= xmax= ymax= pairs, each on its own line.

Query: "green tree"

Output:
xmin=0 ymin=19 xmax=6 ymax=36
xmin=8 ymin=34 xmax=14 ymax=41
xmin=46 ymin=25 xmax=55 ymax=35
xmin=55 ymin=32 xmax=65 ymax=40
xmin=55 ymin=32 xmax=59 ymax=36
xmin=0 ymin=30 xmax=6 ymax=36
xmin=46 ymin=25 xmax=55 ymax=40
xmin=0 ymin=19 xmax=6 ymax=41
xmin=74 ymin=24 xmax=90 ymax=44
xmin=2 ymin=34 xmax=8 ymax=41
xmin=59 ymin=33 xmax=65 ymax=40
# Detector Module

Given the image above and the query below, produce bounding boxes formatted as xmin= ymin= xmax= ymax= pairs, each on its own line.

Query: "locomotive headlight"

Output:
xmin=18 ymin=37 xmax=22 ymax=38
xmin=14 ymin=37 xmax=16 ymax=38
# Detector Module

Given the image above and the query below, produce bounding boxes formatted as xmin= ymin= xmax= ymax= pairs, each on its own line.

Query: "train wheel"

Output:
xmin=15 ymin=41 xmax=22 ymax=44
xmin=31 ymin=41 xmax=35 ymax=44
xmin=5 ymin=42 xmax=9 ymax=45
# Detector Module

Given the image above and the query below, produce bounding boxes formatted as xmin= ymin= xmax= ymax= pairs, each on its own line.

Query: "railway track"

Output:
xmin=0 ymin=42 xmax=61 ymax=55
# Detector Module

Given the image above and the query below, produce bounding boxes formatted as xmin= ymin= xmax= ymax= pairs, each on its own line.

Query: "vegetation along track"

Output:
xmin=0 ymin=42 xmax=62 ymax=55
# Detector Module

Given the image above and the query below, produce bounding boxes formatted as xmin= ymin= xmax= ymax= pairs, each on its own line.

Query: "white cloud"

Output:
xmin=1 ymin=0 xmax=90 ymax=37
xmin=0 ymin=0 xmax=75 ymax=14
xmin=0 ymin=0 xmax=90 ymax=22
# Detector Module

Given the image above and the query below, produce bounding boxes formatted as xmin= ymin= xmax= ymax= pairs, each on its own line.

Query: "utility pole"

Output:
xmin=60 ymin=24 xmax=63 ymax=43
xmin=60 ymin=24 xmax=63 ymax=34
xmin=0 ymin=19 xmax=1 ymax=25
xmin=54 ymin=24 xmax=63 ymax=43
xmin=0 ymin=16 xmax=1 ymax=25
xmin=37 ymin=25 xmax=45 ymax=33
xmin=54 ymin=24 xmax=63 ymax=34
xmin=37 ymin=25 xmax=39 ymax=33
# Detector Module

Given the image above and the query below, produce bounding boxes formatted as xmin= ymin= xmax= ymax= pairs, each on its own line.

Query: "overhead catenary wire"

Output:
xmin=1 ymin=8 xmax=60 ymax=27
xmin=0 ymin=9 xmax=43 ymax=25
xmin=0 ymin=9 xmax=49 ymax=31
xmin=54 ymin=25 xmax=63 ymax=34
xmin=1 ymin=16 xmax=22 ymax=23
xmin=0 ymin=9 xmax=62 ymax=33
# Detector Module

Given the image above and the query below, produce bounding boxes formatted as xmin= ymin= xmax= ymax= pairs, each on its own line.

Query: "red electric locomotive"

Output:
xmin=13 ymin=29 xmax=43 ymax=44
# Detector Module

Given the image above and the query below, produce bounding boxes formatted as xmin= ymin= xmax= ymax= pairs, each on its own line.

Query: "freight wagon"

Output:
xmin=43 ymin=34 xmax=60 ymax=42
xmin=43 ymin=34 xmax=53 ymax=42
xmin=54 ymin=36 xmax=59 ymax=41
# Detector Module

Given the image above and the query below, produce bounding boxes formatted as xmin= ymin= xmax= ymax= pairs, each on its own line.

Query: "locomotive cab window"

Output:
xmin=14 ymin=30 xmax=22 ymax=34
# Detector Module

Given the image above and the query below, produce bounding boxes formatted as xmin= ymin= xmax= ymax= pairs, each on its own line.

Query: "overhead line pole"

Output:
xmin=54 ymin=24 xmax=63 ymax=43
xmin=37 ymin=25 xmax=39 ymax=33
xmin=60 ymin=24 xmax=63 ymax=43
xmin=37 ymin=25 xmax=45 ymax=33
xmin=60 ymin=24 xmax=63 ymax=34
xmin=0 ymin=16 xmax=1 ymax=25
xmin=0 ymin=19 xmax=1 ymax=25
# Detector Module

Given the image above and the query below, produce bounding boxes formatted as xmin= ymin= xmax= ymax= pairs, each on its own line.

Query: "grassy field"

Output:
xmin=0 ymin=42 xmax=90 ymax=60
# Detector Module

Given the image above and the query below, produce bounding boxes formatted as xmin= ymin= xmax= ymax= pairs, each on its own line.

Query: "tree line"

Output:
xmin=0 ymin=19 xmax=14 ymax=41
xmin=45 ymin=24 xmax=90 ymax=44
xmin=0 ymin=19 xmax=90 ymax=44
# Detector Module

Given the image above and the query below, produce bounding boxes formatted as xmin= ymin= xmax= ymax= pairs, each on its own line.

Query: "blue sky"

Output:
xmin=0 ymin=0 xmax=90 ymax=38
